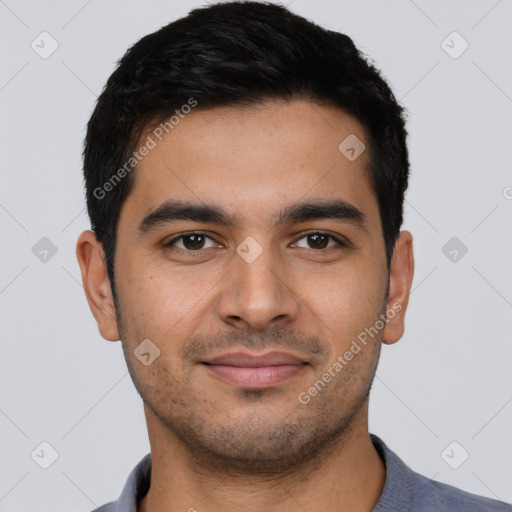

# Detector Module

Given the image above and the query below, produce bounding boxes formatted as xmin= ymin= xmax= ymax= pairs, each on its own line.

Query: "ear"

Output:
xmin=76 ymin=230 xmax=120 ymax=341
xmin=382 ymin=230 xmax=414 ymax=345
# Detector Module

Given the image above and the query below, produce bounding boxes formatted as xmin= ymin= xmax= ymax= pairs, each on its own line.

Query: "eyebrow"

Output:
xmin=137 ymin=198 xmax=367 ymax=235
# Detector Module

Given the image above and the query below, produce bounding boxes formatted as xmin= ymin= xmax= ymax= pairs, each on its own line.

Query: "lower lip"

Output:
xmin=203 ymin=364 xmax=306 ymax=388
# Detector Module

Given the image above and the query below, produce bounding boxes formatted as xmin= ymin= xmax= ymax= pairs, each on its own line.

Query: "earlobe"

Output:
xmin=76 ymin=230 xmax=120 ymax=342
xmin=382 ymin=230 xmax=414 ymax=345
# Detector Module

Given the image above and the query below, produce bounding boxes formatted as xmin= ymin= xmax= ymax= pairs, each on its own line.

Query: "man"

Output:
xmin=76 ymin=2 xmax=511 ymax=511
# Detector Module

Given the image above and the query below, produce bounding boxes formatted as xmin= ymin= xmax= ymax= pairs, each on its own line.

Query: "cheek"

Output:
xmin=299 ymin=268 xmax=384 ymax=353
xmin=117 ymin=261 xmax=216 ymax=349
xmin=298 ymin=263 xmax=384 ymax=328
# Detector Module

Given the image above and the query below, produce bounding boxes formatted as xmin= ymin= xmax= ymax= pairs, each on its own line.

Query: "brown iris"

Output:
xmin=182 ymin=234 xmax=206 ymax=250
xmin=307 ymin=234 xmax=329 ymax=249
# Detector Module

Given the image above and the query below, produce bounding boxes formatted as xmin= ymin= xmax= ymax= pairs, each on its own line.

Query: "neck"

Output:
xmin=138 ymin=403 xmax=386 ymax=512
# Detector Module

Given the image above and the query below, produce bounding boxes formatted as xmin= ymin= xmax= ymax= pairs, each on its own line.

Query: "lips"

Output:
xmin=202 ymin=351 xmax=308 ymax=389
xmin=205 ymin=351 xmax=306 ymax=367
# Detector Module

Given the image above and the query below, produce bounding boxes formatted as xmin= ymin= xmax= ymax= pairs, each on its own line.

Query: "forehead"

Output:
xmin=119 ymin=99 xmax=380 ymax=233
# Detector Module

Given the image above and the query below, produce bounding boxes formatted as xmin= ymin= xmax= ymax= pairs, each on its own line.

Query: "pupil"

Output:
xmin=309 ymin=234 xmax=328 ymax=249
xmin=184 ymin=234 xmax=204 ymax=250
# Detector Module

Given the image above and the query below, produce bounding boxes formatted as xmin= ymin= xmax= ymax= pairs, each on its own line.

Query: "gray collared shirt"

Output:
xmin=91 ymin=434 xmax=512 ymax=511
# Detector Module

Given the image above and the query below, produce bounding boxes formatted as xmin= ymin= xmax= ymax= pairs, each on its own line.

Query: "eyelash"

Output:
xmin=164 ymin=231 xmax=347 ymax=252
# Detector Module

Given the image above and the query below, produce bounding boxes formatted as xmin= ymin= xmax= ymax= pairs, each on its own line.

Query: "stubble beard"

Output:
xmin=116 ymin=294 xmax=384 ymax=478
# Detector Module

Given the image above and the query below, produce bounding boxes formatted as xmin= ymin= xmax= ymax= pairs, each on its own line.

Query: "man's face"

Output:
xmin=96 ymin=99 xmax=398 ymax=472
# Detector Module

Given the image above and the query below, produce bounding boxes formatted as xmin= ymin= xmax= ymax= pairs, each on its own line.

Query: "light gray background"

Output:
xmin=1 ymin=0 xmax=511 ymax=510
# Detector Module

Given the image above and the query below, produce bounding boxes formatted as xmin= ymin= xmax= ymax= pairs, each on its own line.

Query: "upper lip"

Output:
xmin=203 ymin=351 xmax=307 ymax=367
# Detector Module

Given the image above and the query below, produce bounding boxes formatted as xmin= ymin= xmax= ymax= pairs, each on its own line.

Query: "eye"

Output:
xmin=165 ymin=232 xmax=217 ymax=251
xmin=293 ymin=232 xmax=345 ymax=250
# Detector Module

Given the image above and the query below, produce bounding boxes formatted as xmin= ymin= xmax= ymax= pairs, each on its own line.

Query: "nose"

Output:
xmin=215 ymin=244 xmax=300 ymax=331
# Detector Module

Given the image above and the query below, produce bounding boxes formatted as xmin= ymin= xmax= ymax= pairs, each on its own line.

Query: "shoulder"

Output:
xmin=90 ymin=504 xmax=116 ymax=512
xmin=89 ymin=453 xmax=152 ymax=512
xmin=370 ymin=434 xmax=512 ymax=512
xmin=412 ymin=471 xmax=512 ymax=511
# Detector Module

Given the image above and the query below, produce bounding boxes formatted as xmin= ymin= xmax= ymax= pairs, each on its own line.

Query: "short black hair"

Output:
xmin=83 ymin=0 xmax=410 ymax=305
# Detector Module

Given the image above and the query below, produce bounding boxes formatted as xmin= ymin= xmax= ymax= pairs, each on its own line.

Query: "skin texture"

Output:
xmin=76 ymin=99 xmax=414 ymax=512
